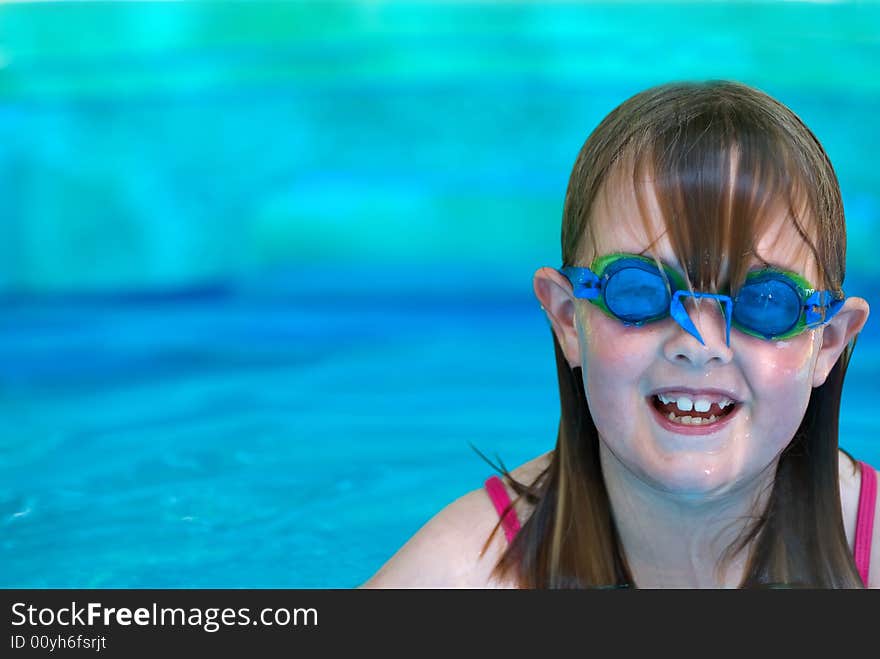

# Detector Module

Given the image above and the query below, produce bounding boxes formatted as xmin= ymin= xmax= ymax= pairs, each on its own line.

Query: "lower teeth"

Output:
xmin=667 ymin=412 xmax=717 ymax=425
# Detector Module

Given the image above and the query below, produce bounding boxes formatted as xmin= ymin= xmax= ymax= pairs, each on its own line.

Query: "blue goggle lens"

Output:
xmin=604 ymin=266 xmax=670 ymax=322
xmin=732 ymin=277 xmax=801 ymax=337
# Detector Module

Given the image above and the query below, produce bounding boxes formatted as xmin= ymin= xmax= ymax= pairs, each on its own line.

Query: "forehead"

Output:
xmin=582 ymin=164 xmax=820 ymax=283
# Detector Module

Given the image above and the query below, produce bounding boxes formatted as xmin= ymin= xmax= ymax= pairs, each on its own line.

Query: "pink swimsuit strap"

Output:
xmin=854 ymin=461 xmax=877 ymax=586
xmin=484 ymin=475 xmax=521 ymax=544
xmin=485 ymin=461 xmax=877 ymax=586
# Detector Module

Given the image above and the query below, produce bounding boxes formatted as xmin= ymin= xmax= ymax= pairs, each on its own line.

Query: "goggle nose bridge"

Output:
xmin=670 ymin=290 xmax=734 ymax=347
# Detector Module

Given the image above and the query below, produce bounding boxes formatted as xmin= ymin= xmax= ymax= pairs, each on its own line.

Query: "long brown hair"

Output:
xmin=491 ymin=81 xmax=864 ymax=588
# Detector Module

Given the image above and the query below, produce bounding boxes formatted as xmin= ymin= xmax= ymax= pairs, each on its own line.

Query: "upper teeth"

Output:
xmin=656 ymin=393 xmax=734 ymax=412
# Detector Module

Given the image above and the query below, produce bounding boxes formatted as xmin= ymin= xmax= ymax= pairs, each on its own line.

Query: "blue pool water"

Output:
xmin=0 ymin=269 xmax=559 ymax=586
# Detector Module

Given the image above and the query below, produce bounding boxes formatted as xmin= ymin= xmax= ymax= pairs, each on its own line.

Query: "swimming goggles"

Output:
xmin=559 ymin=253 xmax=845 ymax=345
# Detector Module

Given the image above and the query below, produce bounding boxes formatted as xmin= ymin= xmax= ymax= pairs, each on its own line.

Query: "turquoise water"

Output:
xmin=0 ymin=274 xmax=564 ymax=587
xmin=1 ymin=2 xmax=879 ymax=587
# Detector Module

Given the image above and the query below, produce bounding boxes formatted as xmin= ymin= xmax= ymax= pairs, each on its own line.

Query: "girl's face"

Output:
xmin=572 ymin=179 xmax=826 ymax=497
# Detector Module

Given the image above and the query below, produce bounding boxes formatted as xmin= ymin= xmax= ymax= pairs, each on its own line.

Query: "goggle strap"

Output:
xmin=827 ymin=297 xmax=845 ymax=319
xmin=804 ymin=290 xmax=846 ymax=327
xmin=559 ymin=267 xmax=601 ymax=300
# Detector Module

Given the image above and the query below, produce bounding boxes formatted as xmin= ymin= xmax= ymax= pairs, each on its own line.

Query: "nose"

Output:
xmin=663 ymin=293 xmax=734 ymax=367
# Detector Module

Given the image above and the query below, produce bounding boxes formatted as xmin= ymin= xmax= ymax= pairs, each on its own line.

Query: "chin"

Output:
xmin=635 ymin=454 xmax=742 ymax=498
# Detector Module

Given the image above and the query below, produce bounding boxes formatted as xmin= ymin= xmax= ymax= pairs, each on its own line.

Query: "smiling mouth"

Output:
xmin=648 ymin=394 xmax=740 ymax=426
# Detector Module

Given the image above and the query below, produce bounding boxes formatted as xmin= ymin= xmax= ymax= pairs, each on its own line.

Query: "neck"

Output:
xmin=599 ymin=444 xmax=777 ymax=588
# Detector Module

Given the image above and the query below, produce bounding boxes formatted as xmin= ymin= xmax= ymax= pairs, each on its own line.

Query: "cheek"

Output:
xmin=738 ymin=331 xmax=820 ymax=446
xmin=577 ymin=307 xmax=659 ymax=409
xmin=739 ymin=331 xmax=818 ymax=389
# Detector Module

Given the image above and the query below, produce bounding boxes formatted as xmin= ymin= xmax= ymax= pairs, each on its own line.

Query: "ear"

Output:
xmin=812 ymin=296 xmax=870 ymax=387
xmin=533 ymin=267 xmax=582 ymax=369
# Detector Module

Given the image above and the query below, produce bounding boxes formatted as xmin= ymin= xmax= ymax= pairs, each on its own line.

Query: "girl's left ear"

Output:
xmin=812 ymin=297 xmax=870 ymax=387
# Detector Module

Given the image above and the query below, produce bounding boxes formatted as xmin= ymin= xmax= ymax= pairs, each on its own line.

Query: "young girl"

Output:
xmin=363 ymin=81 xmax=876 ymax=588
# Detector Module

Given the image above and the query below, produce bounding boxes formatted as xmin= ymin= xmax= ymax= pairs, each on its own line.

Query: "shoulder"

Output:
xmin=839 ymin=453 xmax=880 ymax=588
xmin=360 ymin=451 xmax=553 ymax=589
xmin=359 ymin=485 xmax=510 ymax=588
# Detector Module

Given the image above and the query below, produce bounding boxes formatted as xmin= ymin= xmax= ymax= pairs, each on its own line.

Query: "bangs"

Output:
xmin=566 ymin=82 xmax=846 ymax=295
xmin=632 ymin=118 xmax=822 ymax=294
